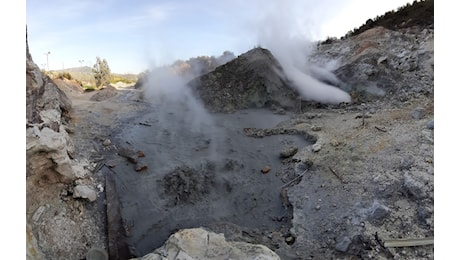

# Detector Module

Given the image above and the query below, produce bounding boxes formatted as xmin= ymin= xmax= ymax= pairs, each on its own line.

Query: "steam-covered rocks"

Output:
xmin=254 ymin=0 xmax=352 ymax=105
xmin=189 ymin=47 xmax=300 ymax=113
xmin=311 ymin=26 xmax=434 ymax=103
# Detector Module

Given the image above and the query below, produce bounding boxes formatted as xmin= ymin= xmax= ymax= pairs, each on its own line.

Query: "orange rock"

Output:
xmin=261 ymin=166 xmax=271 ymax=174
xmin=135 ymin=165 xmax=148 ymax=172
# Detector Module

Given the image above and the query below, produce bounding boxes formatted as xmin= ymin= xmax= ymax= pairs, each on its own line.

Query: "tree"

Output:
xmin=92 ymin=56 xmax=111 ymax=88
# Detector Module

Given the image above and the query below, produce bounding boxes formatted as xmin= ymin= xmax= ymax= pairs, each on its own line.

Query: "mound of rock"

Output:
xmin=90 ymin=85 xmax=118 ymax=101
xmin=161 ymin=165 xmax=215 ymax=206
xmin=188 ymin=47 xmax=300 ymax=113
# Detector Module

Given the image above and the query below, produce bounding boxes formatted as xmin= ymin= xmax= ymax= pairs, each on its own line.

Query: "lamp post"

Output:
xmin=44 ymin=51 xmax=51 ymax=71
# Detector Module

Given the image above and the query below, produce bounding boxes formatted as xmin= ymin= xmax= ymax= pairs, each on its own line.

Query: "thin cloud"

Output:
xmin=146 ymin=3 xmax=176 ymax=22
xmin=27 ymin=0 xmax=100 ymax=25
xmin=26 ymin=0 xmax=413 ymax=73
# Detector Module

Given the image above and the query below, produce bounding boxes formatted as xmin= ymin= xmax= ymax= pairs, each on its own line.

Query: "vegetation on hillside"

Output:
xmin=321 ymin=0 xmax=433 ymax=44
xmin=48 ymin=64 xmax=138 ymax=88
xmin=348 ymin=0 xmax=433 ymax=37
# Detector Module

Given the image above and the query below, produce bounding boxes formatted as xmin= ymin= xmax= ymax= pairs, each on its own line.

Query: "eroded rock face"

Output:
xmin=26 ymin=33 xmax=81 ymax=182
xmin=26 ymin=29 xmax=104 ymax=259
xmin=311 ymin=26 xmax=434 ymax=104
xmin=188 ymin=47 xmax=300 ymax=113
xmin=131 ymin=228 xmax=280 ymax=260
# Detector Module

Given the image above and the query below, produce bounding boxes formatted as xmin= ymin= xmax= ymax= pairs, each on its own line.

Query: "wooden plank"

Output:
xmin=105 ymin=165 xmax=132 ymax=260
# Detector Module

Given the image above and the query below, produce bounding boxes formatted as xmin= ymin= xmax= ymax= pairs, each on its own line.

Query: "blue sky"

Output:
xmin=26 ymin=0 xmax=412 ymax=74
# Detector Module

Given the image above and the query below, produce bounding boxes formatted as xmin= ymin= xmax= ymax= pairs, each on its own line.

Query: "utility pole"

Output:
xmin=44 ymin=51 xmax=51 ymax=71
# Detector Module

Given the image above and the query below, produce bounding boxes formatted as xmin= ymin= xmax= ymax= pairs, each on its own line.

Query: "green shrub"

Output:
xmin=56 ymin=72 xmax=73 ymax=80
xmin=110 ymin=75 xmax=137 ymax=84
xmin=82 ymin=85 xmax=96 ymax=91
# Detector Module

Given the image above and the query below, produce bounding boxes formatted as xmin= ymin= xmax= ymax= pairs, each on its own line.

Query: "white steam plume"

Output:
xmin=142 ymin=65 xmax=221 ymax=160
xmin=256 ymin=1 xmax=351 ymax=104
xmin=143 ymin=66 xmax=212 ymax=132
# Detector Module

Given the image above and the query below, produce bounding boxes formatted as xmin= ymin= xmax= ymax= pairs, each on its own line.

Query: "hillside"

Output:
xmin=344 ymin=0 xmax=433 ymax=39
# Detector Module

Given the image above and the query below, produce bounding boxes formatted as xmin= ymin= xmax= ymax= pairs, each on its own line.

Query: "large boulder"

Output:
xmin=131 ymin=228 xmax=280 ymax=260
xmin=188 ymin=47 xmax=300 ymax=113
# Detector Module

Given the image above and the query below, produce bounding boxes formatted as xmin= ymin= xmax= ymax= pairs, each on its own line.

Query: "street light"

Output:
xmin=78 ymin=59 xmax=85 ymax=67
xmin=44 ymin=51 xmax=51 ymax=71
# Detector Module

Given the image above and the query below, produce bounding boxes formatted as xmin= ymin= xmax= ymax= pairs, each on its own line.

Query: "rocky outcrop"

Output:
xmin=26 ymin=51 xmax=72 ymax=125
xmin=26 ymin=32 xmax=84 ymax=182
xmin=188 ymin=47 xmax=300 ymax=113
xmin=26 ymin=29 xmax=103 ymax=259
xmin=131 ymin=228 xmax=280 ymax=260
xmin=311 ymin=26 xmax=434 ymax=104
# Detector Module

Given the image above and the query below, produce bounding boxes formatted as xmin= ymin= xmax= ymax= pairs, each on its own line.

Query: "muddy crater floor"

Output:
xmin=64 ymin=83 xmax=434 ymax=259
xmin=106 ymin=103 xmax=311 ymax=257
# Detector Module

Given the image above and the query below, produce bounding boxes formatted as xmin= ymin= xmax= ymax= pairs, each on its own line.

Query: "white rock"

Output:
xmin=32 ymin=205 xmax=47 ymax=222
xmin=26 ymin=126 xmax=76 ymax=180
xmin=73 ymin=185 xmax=97 ymax=202
xmin=377 ymin=56 xmax=388 ymax=64
xmin=132 ymin=228 xmax=280 ymax=260
xmin=311 ymin=143 xmax=322 ymax=152
xmin=103 ymin=139 xmax=111 ymax=146
xmin=97 ymin=184 xmax=104 ymax=193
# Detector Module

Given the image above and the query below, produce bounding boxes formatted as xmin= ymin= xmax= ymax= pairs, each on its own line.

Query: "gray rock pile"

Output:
xmin=188 ymin=47 xmax=300 ymax=113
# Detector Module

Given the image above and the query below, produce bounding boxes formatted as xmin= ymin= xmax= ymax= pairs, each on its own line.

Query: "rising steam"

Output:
xmin=141 ymin=64 xmax=222 ymax=161
xmin=256 ymin=1 xmax=351 ymax=104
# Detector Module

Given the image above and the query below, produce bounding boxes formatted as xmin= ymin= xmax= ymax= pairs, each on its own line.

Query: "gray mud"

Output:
xmin=109 ymin=107 xmax=311 ymax=257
